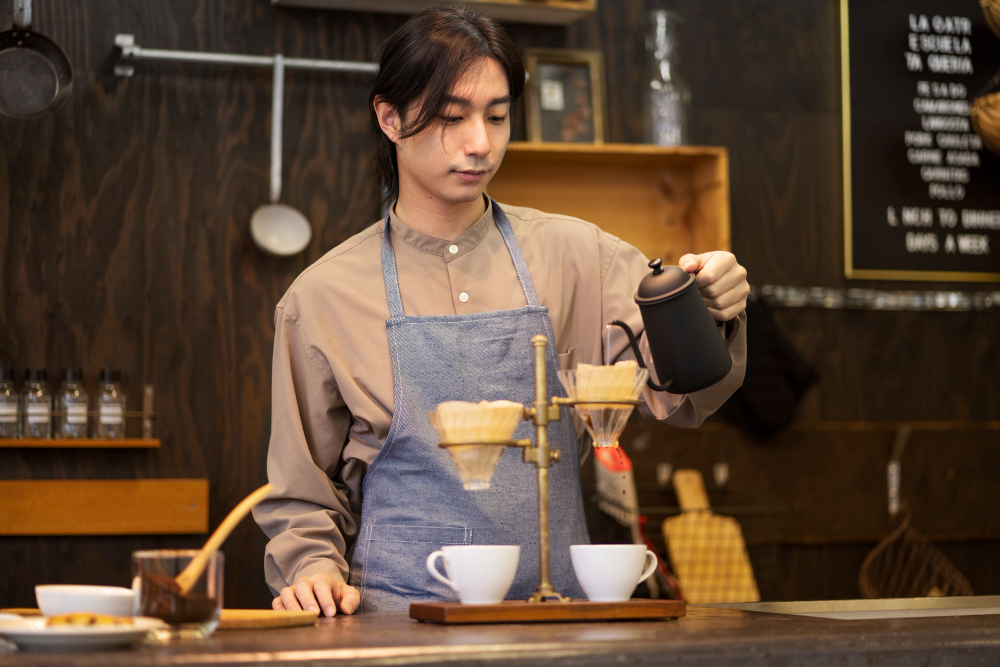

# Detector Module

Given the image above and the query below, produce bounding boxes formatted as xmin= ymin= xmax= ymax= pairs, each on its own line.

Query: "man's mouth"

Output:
xmin=454 ymin=169 xmax=488 ymax=182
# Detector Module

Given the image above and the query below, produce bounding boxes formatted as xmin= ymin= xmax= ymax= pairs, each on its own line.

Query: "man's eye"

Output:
xmin=490 ymin=116 xmax=508 ymax=124
xmin=440 ymin=116 xmax=462 ymax=124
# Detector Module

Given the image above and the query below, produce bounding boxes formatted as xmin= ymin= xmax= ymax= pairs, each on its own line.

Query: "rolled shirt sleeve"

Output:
xmin=252 ymin=307 xmax=360 ymax=594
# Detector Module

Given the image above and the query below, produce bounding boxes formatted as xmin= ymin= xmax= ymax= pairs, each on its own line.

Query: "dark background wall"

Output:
xmin=1 ymin=0 xmax=997 ymax=610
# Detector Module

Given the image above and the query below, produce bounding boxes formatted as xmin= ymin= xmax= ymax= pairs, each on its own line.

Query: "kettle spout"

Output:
xmin=608 ymin=320 xmax=674 ymax=392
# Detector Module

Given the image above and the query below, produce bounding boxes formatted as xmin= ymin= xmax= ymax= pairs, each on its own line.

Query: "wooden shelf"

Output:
xmin=0 ymin=479 xmax=209 ymax=535
xmin=488 ymin=142 xmax=731 ymax=264
xmin=0 ymin=438 xmax=160 ymax=448
xmin=270 ymin=0 xmax=596 ymax=25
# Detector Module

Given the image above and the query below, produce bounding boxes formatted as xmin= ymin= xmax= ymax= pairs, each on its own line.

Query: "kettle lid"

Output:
xmin=635 ymin=259 xmax=694 ymax=304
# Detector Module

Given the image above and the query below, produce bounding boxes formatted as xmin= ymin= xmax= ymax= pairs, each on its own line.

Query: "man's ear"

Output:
xmin=374 ymin=97 xmax=402 ymax=144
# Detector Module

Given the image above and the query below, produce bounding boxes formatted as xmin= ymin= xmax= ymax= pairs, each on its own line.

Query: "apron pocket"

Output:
xmin=362 ymin=524 xmax=471 ymax=601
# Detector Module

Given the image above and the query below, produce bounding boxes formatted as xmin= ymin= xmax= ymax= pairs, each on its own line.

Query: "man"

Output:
xmin=253 ymin=6 xmax=749 ymax=615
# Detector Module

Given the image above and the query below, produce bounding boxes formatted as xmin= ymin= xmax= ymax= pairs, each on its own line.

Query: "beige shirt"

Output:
xmin=253 ymin=199 xmax=747 ymax=594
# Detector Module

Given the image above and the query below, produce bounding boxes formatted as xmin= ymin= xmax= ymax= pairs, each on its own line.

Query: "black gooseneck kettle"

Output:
xmin=610 ymin=259 xmax=733 ymax=394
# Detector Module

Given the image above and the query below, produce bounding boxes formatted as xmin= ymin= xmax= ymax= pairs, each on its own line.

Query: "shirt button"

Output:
xmin=459 ymin=292 xmax=469 ymax=303
xmin=448 ymin=244 xmax=459 ymax=255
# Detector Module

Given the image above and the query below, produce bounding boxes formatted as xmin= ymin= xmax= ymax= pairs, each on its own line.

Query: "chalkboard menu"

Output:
xmin=843 ymin=0 xmax=1000 ymax=281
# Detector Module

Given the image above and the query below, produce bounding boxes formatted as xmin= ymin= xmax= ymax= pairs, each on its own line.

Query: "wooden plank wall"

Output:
xmin=1 ymin=0 xmax=997 ymax=609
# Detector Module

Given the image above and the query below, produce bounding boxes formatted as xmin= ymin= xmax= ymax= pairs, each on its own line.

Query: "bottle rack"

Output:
xmin=0 ymin=385 xmax=158 ymax=448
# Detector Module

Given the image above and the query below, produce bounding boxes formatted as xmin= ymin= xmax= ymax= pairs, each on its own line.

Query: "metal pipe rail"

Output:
xmin=113 ymin=33 xmax=378 ymax=77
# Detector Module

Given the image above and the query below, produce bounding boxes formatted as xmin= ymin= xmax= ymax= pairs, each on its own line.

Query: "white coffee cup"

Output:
xmin=570 ymin=544 xmax=658 ymax=602
xmin=426 ymin=545 xmax=520 ymax=605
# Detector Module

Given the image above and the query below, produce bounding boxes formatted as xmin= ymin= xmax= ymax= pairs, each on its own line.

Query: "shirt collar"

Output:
xmin=388 ymin=196 xmax=494 ymax=262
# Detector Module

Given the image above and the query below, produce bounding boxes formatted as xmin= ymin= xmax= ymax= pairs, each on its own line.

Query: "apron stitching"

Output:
xmin=368 ymin=327 xmax=407 ymax=480
xmin=388 ymin=309 xmax=546 ymax=325
xmin=358 ymin=524 xmax=372 ymax=607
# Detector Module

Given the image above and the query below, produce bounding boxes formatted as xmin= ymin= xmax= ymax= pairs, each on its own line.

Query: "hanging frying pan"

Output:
xmin=0 ymin=0 xmax=73 ymax=119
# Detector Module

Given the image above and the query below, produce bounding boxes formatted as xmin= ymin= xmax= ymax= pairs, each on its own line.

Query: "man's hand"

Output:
xmin=678 ymin=251 xmax=749 ymax=322
xmin=273 ymin=573 xmax=360 ymax=617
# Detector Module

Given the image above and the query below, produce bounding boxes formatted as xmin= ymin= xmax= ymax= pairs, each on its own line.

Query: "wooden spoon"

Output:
xmin=175 ymin=483 xmax=274 ymax=594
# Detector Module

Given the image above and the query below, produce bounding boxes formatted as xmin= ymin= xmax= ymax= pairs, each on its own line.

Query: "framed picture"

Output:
xmin=524 ymin=48 xmax=606 ymax=144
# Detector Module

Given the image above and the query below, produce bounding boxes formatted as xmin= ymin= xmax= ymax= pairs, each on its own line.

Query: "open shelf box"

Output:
xmin=488 ymin=142 xmax=731 ymax=264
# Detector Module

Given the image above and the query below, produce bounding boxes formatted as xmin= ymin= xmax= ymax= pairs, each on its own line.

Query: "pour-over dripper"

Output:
xmin=557 ymin=364 xmax=649 ymax=448
xmin=429 ymin=400 xmax=524 ymax=490
xmin=439 ymin=443 xmax=507 ymax=490
xmin=574 ymin=404 xmax=634 ymax=448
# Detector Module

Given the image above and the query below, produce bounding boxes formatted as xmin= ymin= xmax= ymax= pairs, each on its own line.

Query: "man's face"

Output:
xmin=395 ymin=58 xmax=512 ymax=207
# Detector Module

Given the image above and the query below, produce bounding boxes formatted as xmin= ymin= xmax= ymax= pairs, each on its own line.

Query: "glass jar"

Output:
xmin=22 ymin=368 xmax=51 ymax=439
xmin=643 ymin=9 xmax=691 ymax=146
xmin=57 ymin=368 xmax=89 ymax=439
xmin=96 ymin=369 xmax=126 ymax=439
xmin=0 ymin=367 xmax=18 ymax=438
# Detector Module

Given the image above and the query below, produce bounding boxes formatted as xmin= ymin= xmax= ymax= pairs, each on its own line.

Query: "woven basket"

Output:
xmin=859 ymin=509 xmax=973 ymax=599
xmin=983 ymin=0 xmax=1000 ymax=39
xmin=970 ymin=92 xmax=1000 ymax=157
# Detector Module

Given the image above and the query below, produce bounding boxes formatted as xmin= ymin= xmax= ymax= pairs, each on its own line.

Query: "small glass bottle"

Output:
xmin=22 ymin=368 xmax=52 ymax=439
xmin=96 ymin=369 xmax=126 ymax=439
xmin=0 ymin=367 xmax=18 ymax=438
xmin=57 ymin=368 xmax=89 ymax=439
xmin=643 ymin=9 xmax=691 ymax=146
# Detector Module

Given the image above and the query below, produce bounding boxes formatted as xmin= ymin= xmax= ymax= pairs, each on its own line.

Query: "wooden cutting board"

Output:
xmin=218 ymin=609 xmax=318 ymax=630
xmin=661 ymin=469 xmax=759 ymax=604
xmin=1 ymin=608 xmax=319 ymax=630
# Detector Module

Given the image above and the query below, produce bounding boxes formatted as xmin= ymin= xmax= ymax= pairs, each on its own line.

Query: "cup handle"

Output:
xmin=637 ymin=550 xmax=658 ymax=584
xmin=426 ymin=551 xmax=458 ymax=592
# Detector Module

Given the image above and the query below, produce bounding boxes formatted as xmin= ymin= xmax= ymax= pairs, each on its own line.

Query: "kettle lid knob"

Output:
xmin=635 ymin=259 xmax=694 ymax=303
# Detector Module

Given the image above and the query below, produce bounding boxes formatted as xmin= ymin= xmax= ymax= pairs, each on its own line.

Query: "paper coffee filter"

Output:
xmin=429 ymin=400 xmax=524 ymax=443
xmin=558 ymin=360 xmax=648 ymax=404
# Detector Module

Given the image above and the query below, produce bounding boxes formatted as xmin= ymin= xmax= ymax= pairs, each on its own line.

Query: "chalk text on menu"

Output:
xmin=897 ymin=12 xmax=995 ymax=257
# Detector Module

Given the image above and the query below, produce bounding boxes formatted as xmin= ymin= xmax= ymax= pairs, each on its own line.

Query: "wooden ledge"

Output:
xmin=0 ymin=479 xmax=208 ymax=535
xmin=0 ymin=438 xmax=160 ymax=448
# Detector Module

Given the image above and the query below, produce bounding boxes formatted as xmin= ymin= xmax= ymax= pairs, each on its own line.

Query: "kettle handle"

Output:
xmin=608 ymin=320 xmax=674 ymax=392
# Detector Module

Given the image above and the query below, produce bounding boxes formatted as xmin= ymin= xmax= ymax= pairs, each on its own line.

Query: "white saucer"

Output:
xmin=0 ymin=616 xmax=165 ymax=652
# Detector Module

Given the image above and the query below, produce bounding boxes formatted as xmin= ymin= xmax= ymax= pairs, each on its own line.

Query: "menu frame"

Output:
xmin=840 ymin=0 xmax=1000 ymax=282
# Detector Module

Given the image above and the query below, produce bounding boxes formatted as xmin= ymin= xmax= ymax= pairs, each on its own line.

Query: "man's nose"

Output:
xmin=464 ymin=119 xmax=492 ymax=157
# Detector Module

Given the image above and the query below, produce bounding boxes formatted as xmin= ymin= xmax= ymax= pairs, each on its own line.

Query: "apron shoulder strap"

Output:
xmin=381 ymin=216 xmax=406 ymax=319
xmin=491 ymin=200 xmax=541 ymax=308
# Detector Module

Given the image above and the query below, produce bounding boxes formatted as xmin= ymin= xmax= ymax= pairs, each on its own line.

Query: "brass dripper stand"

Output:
xmin=436 ymin=334 xmax=640 ymax=604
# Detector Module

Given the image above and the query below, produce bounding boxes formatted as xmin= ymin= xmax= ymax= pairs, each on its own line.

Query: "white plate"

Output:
xmin=0 ymin=616 xmax=165 ymax=652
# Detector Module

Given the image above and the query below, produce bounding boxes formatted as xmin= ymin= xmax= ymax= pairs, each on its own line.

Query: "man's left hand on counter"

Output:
xmin=679 ymin=251 xmax=749 ymax=323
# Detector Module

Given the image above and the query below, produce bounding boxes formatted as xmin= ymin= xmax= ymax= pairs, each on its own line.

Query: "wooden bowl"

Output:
xmin=983 ymin=0 xmax=1000 ymax=39
xmin=970 ymin=92 xmax=1000 ymax=157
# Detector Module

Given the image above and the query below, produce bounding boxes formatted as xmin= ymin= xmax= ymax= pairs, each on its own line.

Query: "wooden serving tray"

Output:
xmin=409 ymin=599 xmax=685 ymax=624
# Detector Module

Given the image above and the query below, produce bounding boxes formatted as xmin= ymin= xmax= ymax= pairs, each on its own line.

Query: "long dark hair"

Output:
xmin=369 ymin=6 xmax=525 ymax=202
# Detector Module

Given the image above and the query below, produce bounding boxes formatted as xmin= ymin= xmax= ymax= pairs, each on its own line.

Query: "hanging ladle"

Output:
xmin=250 ymin=54 xmax=312 ymax=256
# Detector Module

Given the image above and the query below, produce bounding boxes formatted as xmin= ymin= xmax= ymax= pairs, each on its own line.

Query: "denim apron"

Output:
xmin=347 ymin=201 xmax=589 ymax=611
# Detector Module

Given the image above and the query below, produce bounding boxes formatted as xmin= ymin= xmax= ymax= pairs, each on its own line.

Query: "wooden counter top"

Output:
xmin=2 ymin=606 xmax=999 ymax=666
